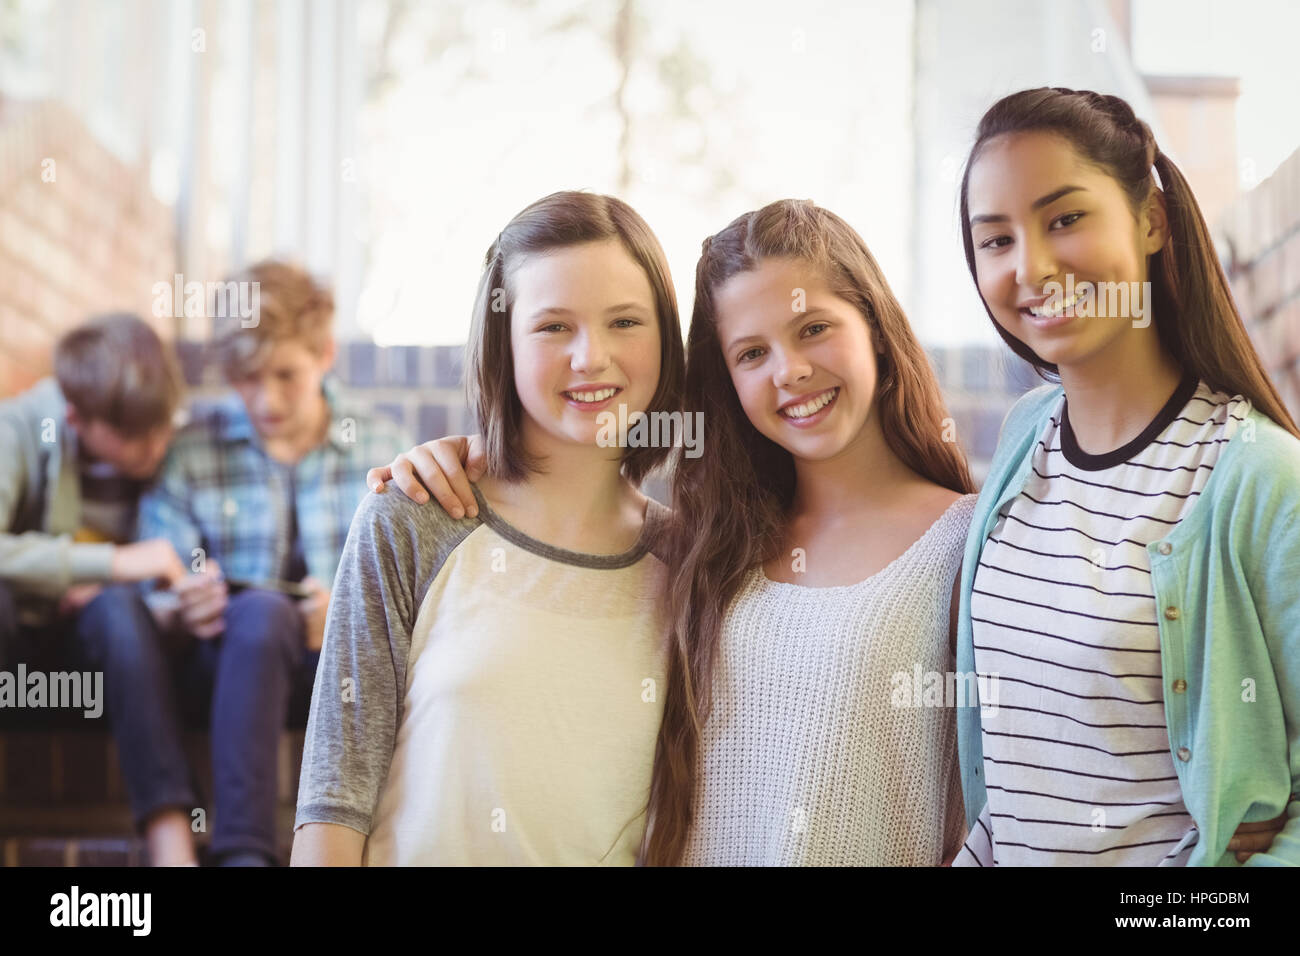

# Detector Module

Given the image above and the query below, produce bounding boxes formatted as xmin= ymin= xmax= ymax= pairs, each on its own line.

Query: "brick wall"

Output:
xmin=0 ymin=99 xmax=175 ymax=398
xmin=1146 ymin=74 xmax=1241 ymax=231
xmin=1219 ymin=145 xmax=1300 ymax=419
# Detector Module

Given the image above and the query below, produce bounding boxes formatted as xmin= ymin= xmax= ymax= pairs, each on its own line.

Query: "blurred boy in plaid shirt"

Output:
xmin=81 ymin=261 xmax=410 ymax=867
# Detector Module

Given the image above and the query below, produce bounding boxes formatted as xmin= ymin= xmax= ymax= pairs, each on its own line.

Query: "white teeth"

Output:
xmin=566 ymin=387 xmax=618 ymax=403
xmin=781 ymin=388 xmax=837 ymax=419
xmin=1028 ymin=292 xmax=1080 ymax=318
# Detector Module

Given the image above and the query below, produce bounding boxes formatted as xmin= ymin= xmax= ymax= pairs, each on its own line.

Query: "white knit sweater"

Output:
xmin=682 ymin=494 xmax=977 ymax=866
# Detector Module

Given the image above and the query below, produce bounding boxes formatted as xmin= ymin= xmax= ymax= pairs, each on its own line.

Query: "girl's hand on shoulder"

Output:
xmin=1227 ymin=811 xmax=1287 ymax=862
xmin=365 ymin=434 xmax=487 ymax=518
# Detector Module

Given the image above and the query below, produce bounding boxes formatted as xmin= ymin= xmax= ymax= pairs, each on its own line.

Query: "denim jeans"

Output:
xmin=76 ymin=585 xmax=320 ymax=865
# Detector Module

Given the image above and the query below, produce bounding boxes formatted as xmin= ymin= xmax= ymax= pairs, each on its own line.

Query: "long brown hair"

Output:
xmin=465 ymin=190 xmax=687 ymax=484
xmin=958 ymin=87 xmax=1300 ymax=438
xmin=641 ymin=199 xmax=974 ymax=865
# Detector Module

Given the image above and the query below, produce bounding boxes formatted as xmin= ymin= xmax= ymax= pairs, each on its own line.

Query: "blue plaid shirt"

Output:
xmin=137 ymin=379 xmax=410 ymax=589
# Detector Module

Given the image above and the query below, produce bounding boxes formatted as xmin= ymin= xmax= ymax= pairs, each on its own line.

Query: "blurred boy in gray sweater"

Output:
xmin=0 ymin=313 xmax=185 ymax=670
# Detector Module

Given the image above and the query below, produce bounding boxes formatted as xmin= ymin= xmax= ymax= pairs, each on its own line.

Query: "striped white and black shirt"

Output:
xmin=956 ymin=374 xmax=1249 ymax=866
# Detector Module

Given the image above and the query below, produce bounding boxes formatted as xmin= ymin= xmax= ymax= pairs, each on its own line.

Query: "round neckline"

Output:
xmin=756 ymin=493 xmax=974 ymax=592
xmin=1059 ymin=371 xmax=1199 ymax=472
xmin=469 ymin=482 xmax=658 ymax=569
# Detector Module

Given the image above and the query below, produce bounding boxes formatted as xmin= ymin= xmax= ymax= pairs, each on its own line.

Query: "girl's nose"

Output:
xmin=570 ymin=331 xmax=611 ymax=373
xmin=1015 ymin=231 xmax=1057 ymax=289
xmin=772 ymin=349 xmax=812 ymax=389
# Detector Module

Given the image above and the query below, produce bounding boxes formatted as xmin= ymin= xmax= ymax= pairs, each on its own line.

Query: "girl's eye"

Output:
xmin=803 ymin=322 xmax=829 ymax=337
xmin=1051 ymin=212 xmax=1084 ymax=229
xmin=738 ymin=346 xmax=764 ymax=364
xmin=612 ymin=318 xmax=640 ymax=328
xmin=538 ymin=323 xmax=567 ymax=333
xmin=978 ymin=235 xmax=1011 ymax=250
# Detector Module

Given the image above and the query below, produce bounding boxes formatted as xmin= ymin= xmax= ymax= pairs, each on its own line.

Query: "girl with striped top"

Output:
xmin=954 ymin=88 xmax=1300 ymax=866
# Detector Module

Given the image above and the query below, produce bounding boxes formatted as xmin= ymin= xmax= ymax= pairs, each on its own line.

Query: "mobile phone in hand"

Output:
xmin=225 ymin=577 xmax=314 ymax=599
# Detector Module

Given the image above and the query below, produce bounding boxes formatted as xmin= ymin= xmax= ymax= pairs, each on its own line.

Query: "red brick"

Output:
xmin=1229 ymin=272 xmax=1254 ymax=322
xmin=1251 ymin=186 xmax=1278 ymax=256
xmin=0 ymin=210 xmax=22 ymax=256
xmin=0 ymin=102 xmax=176 ymax=390
xmin=1284 ymin=230 xmax=1300 ymax=302
xmin=14 ymin=181 xmax=41 ymax=224
xmin=1253 ymin=249 xmax=1283 ymax=315
xmin=1244 ymin=317 xmax=1269 ymax=358
xmin=0 ymin=353 xmax=27 ymax=398
xmin=1283 ymin=301 xmax=1300 ymax=365
xmin=1281 ymin=370 xmax=1300 ymax=423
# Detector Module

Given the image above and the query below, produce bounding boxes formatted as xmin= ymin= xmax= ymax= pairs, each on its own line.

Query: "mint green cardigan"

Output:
xmin=956 ymin=383 xmax=1300 ymax=866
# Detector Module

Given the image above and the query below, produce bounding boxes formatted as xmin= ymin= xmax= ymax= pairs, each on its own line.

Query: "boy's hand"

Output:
xmin=298 ymin=576 xmax=329 ymax=652
xmin=1227 ymin=811 xmax=1288 ymax=862
xmin=175 ymin=559 xmax=228 ymax=639
xmin=111 ymin=539 xmax=187 ymax=587
xmin=366 ymin=434 xmax=486 ymax=519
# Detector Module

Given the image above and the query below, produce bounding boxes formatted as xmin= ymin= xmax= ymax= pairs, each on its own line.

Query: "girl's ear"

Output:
xmin=1141 ymin=187 xmax=1171 ymax=256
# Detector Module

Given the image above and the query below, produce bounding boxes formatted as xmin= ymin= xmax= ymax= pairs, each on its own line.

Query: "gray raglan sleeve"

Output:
xmin=293 ymin=487 xmax=474 ymax=834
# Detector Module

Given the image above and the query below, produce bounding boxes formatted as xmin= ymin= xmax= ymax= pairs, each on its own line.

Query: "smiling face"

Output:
xmin=508 ymin=238 xmax=662 ymax=455
xmin=714 ymin=256 xmax=880 ymax=463
xmin=966 ymin=130 xmax=1167 ymax=371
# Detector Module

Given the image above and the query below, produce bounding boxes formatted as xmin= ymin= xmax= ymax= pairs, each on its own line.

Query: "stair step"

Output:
xmin=0 ymin=730 xmax=307 ymax=804
xmin=0 ymin=803 xmax=299 ymax=837
xmin=3 ymin=836 xmax=149 ymax=867
xmin=1 ymin=730 xmax=307 ymax=865
xmin=2 ymin=834 xmax=298 ymax=866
